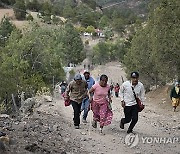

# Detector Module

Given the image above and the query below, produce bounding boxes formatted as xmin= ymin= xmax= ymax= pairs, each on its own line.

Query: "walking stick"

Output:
xmin=88 ymin=102 xmax=92 ymax=136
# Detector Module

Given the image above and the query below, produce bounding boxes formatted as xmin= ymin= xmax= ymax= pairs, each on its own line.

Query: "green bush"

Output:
xmin=26 ymin=14 xmax=34 ymax=21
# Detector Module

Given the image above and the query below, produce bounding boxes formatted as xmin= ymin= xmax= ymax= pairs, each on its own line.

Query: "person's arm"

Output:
xmin=119 ymin=84 xmax=125 ymax=108
xmin=65 ymin=82 xmax=72 ymax=100
xmin=108 ymin=89 xmax=112 ymax=103
xmin=83 ymin=82 xmax=88 ymax=98
xmin=88 ymin=87 xmax=95 ymax=102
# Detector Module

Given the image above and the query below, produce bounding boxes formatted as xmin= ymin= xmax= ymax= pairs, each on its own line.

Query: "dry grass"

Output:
xmin=0 ymin=9 xmax=29 ymax=29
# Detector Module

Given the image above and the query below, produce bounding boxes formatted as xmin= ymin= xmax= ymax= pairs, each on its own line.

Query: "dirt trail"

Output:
xmin=1 ymin=62 xmax=179 ymax=154
xmin=50 ymin=61 xmax=180 ymax=154
xmin=52 ymin=87 xmax=179 ymax=154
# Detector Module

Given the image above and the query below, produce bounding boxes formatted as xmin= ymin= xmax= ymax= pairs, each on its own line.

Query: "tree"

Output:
xmin=99 ymin=15 xmax=110 ymax=29
xmin=149 ymin=0 xmax=180 ymax=82
xmin=104 ymin=27 xmax=114 ymax=40
xmin=81 ymin=0 xmax=97 ymax=10
xmin=124 ymin=0 xmax=180 ymax=87
xmin=75 ymin=4 xmax=100 ymax=27
xmin=76 ymin=26 xmax=86 ymax=34
xmin=51 ymin=0 xmax=65 ymax=16
xmin=112 ymin=18 xmax=125 ymax=33
xmin=13 ymin=0 xmax=26 ymax=20
xmin=92 ymin=39 xmax=127 ymax=65
xmin=0 ymin=26 xmax=66 ymax=102
xmin=93 ymin=42 xmax=110 ymax=64
xmin=61 ymin=23 xmax=84 ymax=65
xmin=86 ymin=25 xmax=95 ymax=33
xmin=41 ymin=2 xmax=53 ymax=15
xmin=0 ymin=0 xmax=15 ymax=7
xmin=52 ymin=16 xmax=63 ymax=25
xmin=26 ymin=0 xmax=41 ymax=11
xmin=0 ymin=16 xmax=16 ymax=47
xmin=63 ymin=5 xmax=75 ymax=18
xmin=124 ymin=27 xmax=158 ymax=86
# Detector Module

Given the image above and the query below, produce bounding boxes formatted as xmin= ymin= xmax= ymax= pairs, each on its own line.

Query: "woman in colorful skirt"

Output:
xmin=170 ymin=80 xmax=180 ymax=112
xmin=88 ymin=74 xmax=113 ymax=134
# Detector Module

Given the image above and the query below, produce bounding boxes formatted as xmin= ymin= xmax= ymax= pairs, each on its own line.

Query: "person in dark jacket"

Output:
xmin=170 ymin=80 xmax=180 ymax=112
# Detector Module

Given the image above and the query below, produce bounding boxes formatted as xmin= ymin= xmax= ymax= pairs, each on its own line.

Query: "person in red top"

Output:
xmin=114 ymin=83 xmax=120 ymax=97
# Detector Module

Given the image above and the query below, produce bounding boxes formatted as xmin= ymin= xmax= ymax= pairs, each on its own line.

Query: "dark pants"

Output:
xmin=115 ymin=92 xmax=119 ymax=97
xmin=121 ymin=104 xmax=138 ymax=131
xmin=71 ymin=101 xmax=82 ymax=126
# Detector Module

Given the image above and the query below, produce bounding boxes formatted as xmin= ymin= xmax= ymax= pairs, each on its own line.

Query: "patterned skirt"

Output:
xmin=91 ymin=100 xmax=113 ymax=127
xmin=172 ymin=98 xmax=180 ymax=107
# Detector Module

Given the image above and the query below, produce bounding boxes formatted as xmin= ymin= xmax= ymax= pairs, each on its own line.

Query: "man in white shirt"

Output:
xmin=119 ymin=72 xmax=145 ymax=133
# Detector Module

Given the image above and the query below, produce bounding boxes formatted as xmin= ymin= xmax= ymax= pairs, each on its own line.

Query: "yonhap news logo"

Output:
xmin=125 ymin=133 xmax=139 ymax=148
xmin=125 ymin=134 xmax=179 ymax=148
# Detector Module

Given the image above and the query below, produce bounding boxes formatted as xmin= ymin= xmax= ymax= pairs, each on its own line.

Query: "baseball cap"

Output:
xmin=131 ymin=72 xmax=139 ymax=78
xmin=74 ymin=74 xmax=82 ymax=80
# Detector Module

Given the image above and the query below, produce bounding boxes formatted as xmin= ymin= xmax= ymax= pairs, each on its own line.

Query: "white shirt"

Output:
xmin=119 ymin=81 xmax=145 ymax=106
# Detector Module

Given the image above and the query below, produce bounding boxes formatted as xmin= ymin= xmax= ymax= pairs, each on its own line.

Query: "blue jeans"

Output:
xmin=81 ymin=97 xmax=90 ymax=120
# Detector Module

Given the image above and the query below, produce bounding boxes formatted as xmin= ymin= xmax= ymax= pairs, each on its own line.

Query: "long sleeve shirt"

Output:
xmin=119 ymin=81 xmax=145 ymax=106
xmin=170 ymin=87 xmax=180 ymax=99
xmin=65 ymin=80 xmax=88 ymax=104
xmin=83 ymin=76 xmax=95 ymax=90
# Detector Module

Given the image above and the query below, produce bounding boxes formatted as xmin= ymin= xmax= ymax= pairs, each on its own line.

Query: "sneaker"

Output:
xmin=82 ymin=119 xmax=87 ymax=123
xmin=173 ymin=108 xmax=176 ymax=112
xmin=99 ymin=128 xmax=103 ymax=134
xmin=92 ymin=120 xmax=97 ymax=128
xmin=74 ymin=126 xmax=80 ymax=129
xmin=120 ymin=119 xmax=124 ymax=129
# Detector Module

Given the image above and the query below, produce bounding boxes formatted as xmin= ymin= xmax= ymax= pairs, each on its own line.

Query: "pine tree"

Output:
xmin=13 ymin=0 xmax=26 ymax=20
xmin=0 ymin=16 xmax=16 ymax=47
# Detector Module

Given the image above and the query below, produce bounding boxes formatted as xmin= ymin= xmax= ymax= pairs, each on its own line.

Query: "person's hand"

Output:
xmin=121 ymin=100 xmax=125 ymax=108
xmin=89 ymin=96 xmax=93 ymax=103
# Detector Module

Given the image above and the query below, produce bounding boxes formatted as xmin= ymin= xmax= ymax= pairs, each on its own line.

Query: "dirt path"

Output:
xmin=51 ymin=87 xmax=179 ymax=154
xmin=67 ymin=62 xmax=180 ymax=154
xmin=3 ymin=83 xmax=179 ymax=153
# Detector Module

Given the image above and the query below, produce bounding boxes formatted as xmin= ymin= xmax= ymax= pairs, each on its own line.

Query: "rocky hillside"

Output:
xmin=99 ymin=0 xmax=151 ymax=16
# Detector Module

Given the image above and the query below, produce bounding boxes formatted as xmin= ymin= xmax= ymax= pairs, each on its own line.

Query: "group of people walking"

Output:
xmin=110 ymin=83 xmax=120 ymax=97
xmin=64 ymin=70 xmax=179 ymax=134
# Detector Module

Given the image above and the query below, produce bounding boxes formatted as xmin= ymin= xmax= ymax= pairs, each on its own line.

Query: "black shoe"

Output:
xmin=74 ymin=126 xmax=80 ymax=129
xmin=120 ymin=119 xmax=124 ymax=129
xmin=127 ymin=129 xmax=133 ymax=134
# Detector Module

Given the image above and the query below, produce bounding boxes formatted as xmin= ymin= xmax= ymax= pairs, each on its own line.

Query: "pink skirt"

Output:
xmin=91 ymin=100 xmax=113 ymax=126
